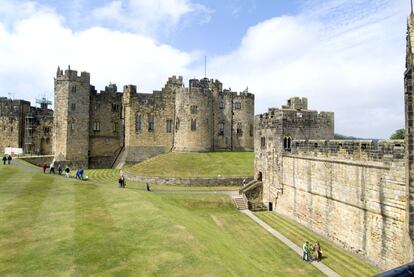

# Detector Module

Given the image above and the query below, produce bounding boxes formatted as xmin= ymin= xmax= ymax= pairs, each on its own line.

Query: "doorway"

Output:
xmin=268 ymin=202 xmax=273 ymax=211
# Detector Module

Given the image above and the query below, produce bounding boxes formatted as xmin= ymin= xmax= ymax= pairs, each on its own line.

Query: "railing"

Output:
xmin=248 ymin=201 xmax=267 ymax=211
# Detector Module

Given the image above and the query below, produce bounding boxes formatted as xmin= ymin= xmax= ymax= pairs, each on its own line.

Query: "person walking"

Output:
xmin=7 ymin=155 xmax=12 ymax=165
xmin=146 ymin=182 xmax=151 ymax=192
xmin=57 ymin=164 xmax=63 ymax=175
xmin=121 ymin=175 xmax=126 ymax=188
xmin=303 ymin=241 xmax=310 ymax=261
xmin=118 ymin=176 xmax=123 ymax=188
xmin=49 ymin=161 xmax=55 ymax=174
xmin=313 ymin=241 xmax=322 ymax=262
xmin=2 ymin=155 xmax=6 ymax=165
xmin=42 ymin=163 xmax=48 ymax=173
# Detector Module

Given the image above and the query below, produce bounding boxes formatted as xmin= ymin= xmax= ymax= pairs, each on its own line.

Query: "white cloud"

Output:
xmin=204 ymin=0 xmax=407 ymax=138
xmin=92 ymin=0 xmax=213 ymax=36
xmin=0 ymin=0 xmax=195 ymax=104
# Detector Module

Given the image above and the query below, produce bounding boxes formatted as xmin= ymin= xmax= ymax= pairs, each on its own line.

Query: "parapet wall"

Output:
xmin=288 ymin=139 xmax=405 ymax=162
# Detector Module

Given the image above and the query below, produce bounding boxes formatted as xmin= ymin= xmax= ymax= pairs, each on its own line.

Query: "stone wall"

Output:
xmin=405 ymin=13 xmax=414 ymax=264
xmin=19 ymin=155 xmax=54 ymax=167
xmin=122 ymin=77 xmax=177 ymax=162
xmin=273 ymin=154 xmax=405 ymax=270
xmin=89 ymin=85 xmax=123 ymax=163
xmin=122 ymin=170 xmax=253 ymax=187
xmin=0 ymin=99 xmax=30 ymax=151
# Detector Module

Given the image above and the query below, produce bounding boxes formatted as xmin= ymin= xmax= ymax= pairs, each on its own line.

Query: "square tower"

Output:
xmin=53 ymin=66 xmax=91 ymax=167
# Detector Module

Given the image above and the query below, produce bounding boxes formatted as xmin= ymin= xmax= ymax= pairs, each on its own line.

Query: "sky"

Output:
xmin=0 ymin=0 xmax=409 ymax=138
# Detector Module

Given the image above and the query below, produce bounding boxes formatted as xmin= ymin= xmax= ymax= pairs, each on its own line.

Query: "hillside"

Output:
xmin=123 ymin=152 xmax=254 ymax=178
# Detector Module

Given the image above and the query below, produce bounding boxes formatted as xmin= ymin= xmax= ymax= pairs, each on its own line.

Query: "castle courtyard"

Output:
xmin=0 ymin=161 xmax=378 ymax=276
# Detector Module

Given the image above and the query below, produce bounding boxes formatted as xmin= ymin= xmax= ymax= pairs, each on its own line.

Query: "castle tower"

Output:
xmin=404 ymin=12 xmax=414 ymax=262
xmin=53 ymin=66 xmax=91 ymax=166
xmin=232 ymin=90 xmax=255 ymax=151
xmin=173 ymin=78 xmax=214 ymax=152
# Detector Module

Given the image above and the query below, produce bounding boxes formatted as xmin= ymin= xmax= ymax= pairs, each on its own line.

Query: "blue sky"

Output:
xmin=0 ymin=0 xmax=410 ymax=138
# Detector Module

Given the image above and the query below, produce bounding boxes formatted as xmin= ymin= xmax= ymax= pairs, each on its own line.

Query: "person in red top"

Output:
xmin=42 ymin=163 xmax=48 ymax=173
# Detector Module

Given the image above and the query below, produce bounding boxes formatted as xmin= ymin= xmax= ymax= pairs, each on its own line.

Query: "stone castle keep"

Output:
xmin=0 ymin=70 xmax=254 ymax=167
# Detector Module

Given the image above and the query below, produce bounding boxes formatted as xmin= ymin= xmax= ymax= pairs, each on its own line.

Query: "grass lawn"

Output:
xmin=255 ymin=212 xmax=380 ymax=277
xmin=0 ymin=164 xmax=323 ymax=276
xmin=123 ymin=152 xmax=254 ymax=178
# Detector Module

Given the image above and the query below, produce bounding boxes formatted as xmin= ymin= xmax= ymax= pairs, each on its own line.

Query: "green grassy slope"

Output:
xmin=0 ymin=164 xmax=322 ymax=276
xmin=124 ymin=152 xmax=254 ymax=178
xmin=255 ymin=212 xmax=379 ymax=277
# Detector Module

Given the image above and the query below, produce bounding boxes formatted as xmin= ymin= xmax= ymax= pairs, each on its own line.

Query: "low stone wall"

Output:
xmin=121 ymin=171 xmax=253 ymax=187
xmin=19 ymin=155 xmax=54 ymax=167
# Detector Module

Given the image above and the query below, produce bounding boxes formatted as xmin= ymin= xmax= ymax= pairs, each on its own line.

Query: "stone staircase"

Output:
xmin=233 ymin=196 xmax=248 ymax=210
xmin=239 ymin=179 xmax=262 ymax=195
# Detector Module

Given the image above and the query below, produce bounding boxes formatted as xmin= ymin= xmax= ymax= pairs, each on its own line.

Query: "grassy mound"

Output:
xmin=124 ymin=152 xmax=254 ymax=178
xmin=0 ymin=164 xmax=324 ymax=276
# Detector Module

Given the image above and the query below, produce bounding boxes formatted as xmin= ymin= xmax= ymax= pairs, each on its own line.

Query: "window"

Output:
xmin=261 ymin=137 xmax=266 ymax=149
xmin=191 ymin=105 xmax=198 ymax=114
xmin=43 ymin=127 xmax=50 ymax=135
xmin=218 ymin=122 xmax=224 ymax=136
xmin=71 ymin=103 xmax=76 ymax=111
xmin=72 ymin=86 xmax=76 ymax=93
xmin=70 ymin=122 xmax=75 ymax=130
xmin=236 ymin=123 xmax=242 ymax=136
xmin=283 ymin=137 xmax=291 ymax=151
xmin=112 ymin=103 xmax=120 ymax=113
xmin=219 ymin=100 xmax=224 ymax=109
xmin=234 ymin=101 xmax=241 ymax=109
xmin=249 ymin=124 xmax=253 ymax=137
xmin=135 ymin=114 xmax=141 ymax=133
xmin=166 ymin=119 xmax=173 ymax=133
xmin=191 ymin=119 xmax=197 ymax=131
xmin=148 ymin=115 xmax=155 ymax=132
xmin=176 ymin=118 xmax=180 ymax=130
xmin=93 ymin=121 xmax=100 ymax=132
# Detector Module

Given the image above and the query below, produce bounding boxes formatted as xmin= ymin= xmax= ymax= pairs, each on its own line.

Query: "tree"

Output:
xmin=390 ymin=128 xmax=405 ymax=140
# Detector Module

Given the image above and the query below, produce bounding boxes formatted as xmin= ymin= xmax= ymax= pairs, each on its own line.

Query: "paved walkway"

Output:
xmin=241 ymin=210 xmax=341 ymax=277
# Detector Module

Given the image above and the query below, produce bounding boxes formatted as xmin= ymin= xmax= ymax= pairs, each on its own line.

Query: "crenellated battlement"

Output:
xmin=285 ymin=139 xmax=405 ymax=161
xmin=55 ymin=66 xmax=90 ymax=84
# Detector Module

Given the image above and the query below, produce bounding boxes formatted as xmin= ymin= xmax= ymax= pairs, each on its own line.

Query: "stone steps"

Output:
xmin=233 ymin=196 xmax=248 ymax=210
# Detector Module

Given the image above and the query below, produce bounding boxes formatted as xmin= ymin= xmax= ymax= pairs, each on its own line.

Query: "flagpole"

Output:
xmin=204 ymin=56 xmax=207 ymax=78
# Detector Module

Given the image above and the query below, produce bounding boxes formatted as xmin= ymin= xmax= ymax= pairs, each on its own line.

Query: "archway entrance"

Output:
xmin=268 ymin=202 xmax=273 ymax=211
xmin=258 ymin=171 xmax=262 ymax=181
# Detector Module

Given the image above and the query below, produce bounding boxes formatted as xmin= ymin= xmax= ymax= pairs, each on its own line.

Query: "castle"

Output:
xmin=239 ymin=12 xmax=414 ymax=271
xmin=0 ymin=97 xmax=53 ymax=155
xmin=0 ymin=67 xmax=254 ymax=167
